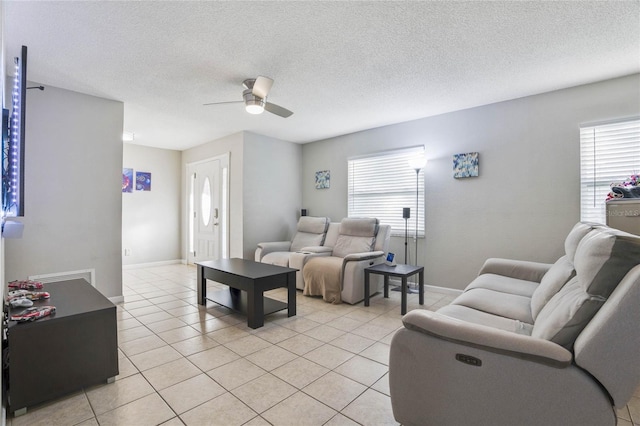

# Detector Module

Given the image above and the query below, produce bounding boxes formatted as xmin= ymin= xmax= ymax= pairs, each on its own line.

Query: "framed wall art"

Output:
xmin=453 ymin=152 xmax=479 ymax=178
xmin=315 ymin=170 xmax=330 ymax=189
xmin=136 ymin=171 xmax=151 ymax=191
xmin=122 ymin=168 xmax=133 ymax=193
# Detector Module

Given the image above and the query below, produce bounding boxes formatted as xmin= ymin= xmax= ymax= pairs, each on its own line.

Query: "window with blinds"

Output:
xmin=348 ymin=147 xmax=425 ymax=237
xmin=580 ymin=119 xmax=640 ymax=224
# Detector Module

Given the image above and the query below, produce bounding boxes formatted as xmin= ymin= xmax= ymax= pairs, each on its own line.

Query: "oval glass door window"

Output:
xmin=201 ymin=177 xmax=212 ymax=226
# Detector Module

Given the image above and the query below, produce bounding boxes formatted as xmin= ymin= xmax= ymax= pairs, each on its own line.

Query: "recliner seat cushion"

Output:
xmin=465 ymin=273 xmax=539 ymax=297
xmin=437 ymin=304 xmax=534 ymax=335
xmin=451 ymin=288 xmax=534 ymax=324
xmin=261 ymin=251 xmax=291 ymax=267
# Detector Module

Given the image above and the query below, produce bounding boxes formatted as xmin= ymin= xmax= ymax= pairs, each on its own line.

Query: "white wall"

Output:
xmin=182 ymin=132 xmax=244 ymax=258
xmin=302 ymin=74 xmax=640 ymax=290
xmin=122 ymin=144 xmax=181 ymax=265
xmin=243 ymin=131 xmax=302 ymax=259
xmin=5 ymin=83 xmax=124 ymax=298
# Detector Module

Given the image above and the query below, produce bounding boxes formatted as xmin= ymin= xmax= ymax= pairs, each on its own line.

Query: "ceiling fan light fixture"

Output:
xmin=245 ymin=102 xmax=264 ymax=114
xmin=243 ymin=89 xmax=265 ymax=114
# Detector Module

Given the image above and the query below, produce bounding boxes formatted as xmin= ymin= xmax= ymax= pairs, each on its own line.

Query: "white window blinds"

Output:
xmin=580 ymin=119 xmax=640 ymax=224
xmin=348 ymin=147 xmax=425 ymax=237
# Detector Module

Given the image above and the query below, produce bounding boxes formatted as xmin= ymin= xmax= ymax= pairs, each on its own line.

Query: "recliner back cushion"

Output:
xmin=290 ymin=232 xmax=326 ymax=252
xmin=290 ymin=217 xmax=330 ymax=252
xmin=297 ymin=216 xmax=330 ymax=234
xmin=339 ymin=217 xmax=378 ymax=237
xmin=530 ymin=256 xmax=575 ymax=320
xmin=332 ymin=235 xmax=376 ymax=258
xmin=532 ymin=228 xmax=640 ymax=349
xmin=531 ymin=278 xmax=604 ymax=349
xmin=564 ymin=222 xmax=598 ymax=263
xmin=530 ymin=222 xmax=612 ymax=321
xmin=332 ymin=218 xmax=379 ymax=258
xmin=573 ymin=229 xmax=640 ymax=298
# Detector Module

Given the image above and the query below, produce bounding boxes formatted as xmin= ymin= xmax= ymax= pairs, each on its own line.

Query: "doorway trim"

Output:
xmin=185 ymin=152 xmax=230 ymax=265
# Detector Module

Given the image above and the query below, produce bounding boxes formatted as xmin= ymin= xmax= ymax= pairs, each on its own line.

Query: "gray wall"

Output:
xmin=243 ymin=131 xmax=302 ymax=260
xmin=122 ymin=144 xmax=181 ymax=265
xmin=302 ymin=73 xmax=640 ymax=290
xmin=5 ymin=84 xmax=124 ymax=298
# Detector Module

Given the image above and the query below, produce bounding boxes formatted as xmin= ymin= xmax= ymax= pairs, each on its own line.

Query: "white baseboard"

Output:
xmin=122 ymin=259 xmax=184 ymax=270
xmin=109 ymin=295 xmax=125 ymax=304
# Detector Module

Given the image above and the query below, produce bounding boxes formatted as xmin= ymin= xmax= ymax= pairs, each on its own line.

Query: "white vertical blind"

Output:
xmin=348 ymin=147 xmax=425 ymax=237
xmin=580 ymin=119 xmax=640 ymax=224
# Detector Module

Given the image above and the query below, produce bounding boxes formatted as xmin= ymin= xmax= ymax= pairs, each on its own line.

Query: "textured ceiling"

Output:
xmin=4 ymin=1 xmax=640 ymax=150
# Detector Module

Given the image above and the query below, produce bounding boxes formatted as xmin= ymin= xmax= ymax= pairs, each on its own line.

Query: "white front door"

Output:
xmin=188 ymin=159 xmax=221 ymax=264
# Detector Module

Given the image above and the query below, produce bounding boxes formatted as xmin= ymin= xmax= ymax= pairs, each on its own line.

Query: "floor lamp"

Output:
xmin=408 ymin=154 xmax=426 ymax=266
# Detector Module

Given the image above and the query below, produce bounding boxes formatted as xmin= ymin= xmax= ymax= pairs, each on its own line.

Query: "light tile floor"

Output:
xmin=5 ymin=264 xmax=639 ymax=426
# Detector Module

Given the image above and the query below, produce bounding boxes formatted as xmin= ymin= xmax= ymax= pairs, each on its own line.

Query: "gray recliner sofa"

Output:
xmin=389 ymin=222 xmax=640 ymax=426
xmin=255 ymin=216 xmax=330 ymax=288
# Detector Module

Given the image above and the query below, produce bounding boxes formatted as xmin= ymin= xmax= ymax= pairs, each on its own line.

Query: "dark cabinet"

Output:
xmin=4 ymin=279 xmax=118 ymax=415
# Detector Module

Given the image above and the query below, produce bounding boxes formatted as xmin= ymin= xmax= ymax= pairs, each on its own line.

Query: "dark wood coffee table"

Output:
xmin=197 ymin=258 xmax=297 ymax=329
xmin=365 ymin=263 xmax=424 ymax=315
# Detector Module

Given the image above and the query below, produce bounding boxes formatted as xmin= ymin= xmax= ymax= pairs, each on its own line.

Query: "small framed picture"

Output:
xmin=136 ymin=171 xmax=151 ymax=191
xmin=453 ymin=152 xmax=479 ymax=178
xmin=315 ymin=170 xmax=330 ymax=189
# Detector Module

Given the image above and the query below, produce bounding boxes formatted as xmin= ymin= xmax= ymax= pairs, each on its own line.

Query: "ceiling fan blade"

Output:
xmin=264 ymin=102 xmax=293 ymax=118
xmin=203 ymin=100 xmax=243 ymax=106
xmin=252 ymin=76 xmax=273 ymax=99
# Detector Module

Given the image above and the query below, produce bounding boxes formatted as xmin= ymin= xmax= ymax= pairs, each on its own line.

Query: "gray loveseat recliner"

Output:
xmin=255 ymin=216 xmax=330 ymax=288
xmin=389 ymin=222 xmax=640 ymax=426
xmin=298 ymin=218 xmax=391 ymax=304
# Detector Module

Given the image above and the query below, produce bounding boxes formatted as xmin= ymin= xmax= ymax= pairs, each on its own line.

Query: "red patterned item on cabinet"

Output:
xmin=6 ymin=290 xmax=50 ymax=302
xmin=10 ymin=306 xmax=56 ymax=322
xmin=8 ymin=280 xmax=44 ymax=290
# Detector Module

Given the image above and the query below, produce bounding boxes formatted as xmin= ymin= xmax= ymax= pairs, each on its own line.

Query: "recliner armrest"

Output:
xmin=255 ymin=241 xmax=292 ymax=261
xmin=402 ymin=310 xmax=572 ymax=368
xmin=478 ymin=258 xmax=552 ymax=283
xmin=343 ymin=250 xmax=384 ymax=262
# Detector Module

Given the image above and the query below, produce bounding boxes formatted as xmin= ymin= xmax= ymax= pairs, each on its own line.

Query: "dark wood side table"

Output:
xmin=197 ymin=258 xmax=297 ymax=329
xmin=364 ymin=263 xmax=424 ymax=315
xmin=5 ymin=279 xmax=119 ymax=415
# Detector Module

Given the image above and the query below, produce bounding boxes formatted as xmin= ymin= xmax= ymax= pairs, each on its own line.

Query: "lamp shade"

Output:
xmin=408 ymin=155 xmax=427 ymax=171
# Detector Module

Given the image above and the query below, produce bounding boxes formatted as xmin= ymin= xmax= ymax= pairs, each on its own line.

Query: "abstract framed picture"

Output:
xmin=315 ymin=170 xmax=330 ymax=189
xmin=122 ymin=168 xmax=133 ymax=193
xmin=453 ymin=152 xmax=479 ymax=178
xmin=136 ymin=171 xmax=151 ymax=191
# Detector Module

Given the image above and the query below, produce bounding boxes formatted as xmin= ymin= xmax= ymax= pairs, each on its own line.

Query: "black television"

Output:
xmin=2 ymin=45 xmax=27 ymax=217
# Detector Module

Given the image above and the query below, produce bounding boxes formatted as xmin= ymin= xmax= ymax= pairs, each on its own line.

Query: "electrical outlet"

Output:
xmin=124 ymin=248 xmax=131 ymax=256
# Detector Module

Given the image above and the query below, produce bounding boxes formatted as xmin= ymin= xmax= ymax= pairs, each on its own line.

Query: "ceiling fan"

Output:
xmin=204 ymin=76 xmax=293 ymax=118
